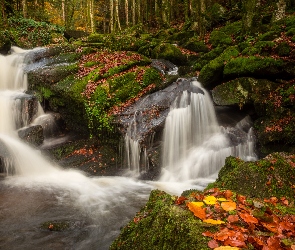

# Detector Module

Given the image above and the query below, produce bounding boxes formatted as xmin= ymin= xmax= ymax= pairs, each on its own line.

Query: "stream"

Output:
xmin=0 ymin=47 xmax=256 ymax=250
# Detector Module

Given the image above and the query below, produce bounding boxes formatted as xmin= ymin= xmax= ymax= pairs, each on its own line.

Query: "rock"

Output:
xmin=18 ymin=125 xmax=44 ymax=147
xmin=151 ymin=43 xmax=187 ymax=65
xmin=0 ymin=36 xmax=11 ymax=55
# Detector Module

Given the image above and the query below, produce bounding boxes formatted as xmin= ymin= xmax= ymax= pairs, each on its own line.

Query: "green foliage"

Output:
xmin=151 ymin=43 xmax=187 ymax=65
xmin=276 ymin=42 xmax=291 ymax=56
xmin=198 ymin=46 xmax=239 ymax=86
xmin=258 ymin=31 xmax=280 ymax=41
xmin=209 ymin=30 xmax=232 ymax=48
xmin=142 ymin=68 xmax=162 ymax=88
xmin=7 ymin=17 xmax=64 ymax=48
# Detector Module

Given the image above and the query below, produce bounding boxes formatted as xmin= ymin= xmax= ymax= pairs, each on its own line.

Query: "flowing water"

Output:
xmin=0 ymin=47 xmax=256 ymax=250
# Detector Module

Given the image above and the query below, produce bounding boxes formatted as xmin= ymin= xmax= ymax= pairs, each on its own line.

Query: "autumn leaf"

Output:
xmin=202 ymin=231 xmax=214 ymax=237
xmin=227 ymin=215 xmax=239 ymax=223
xmin=238 ymin=212 xmax=258 ymax=224
xmin=204 ymin=196 xmax=217 ymax=205
xmin=213 ymin=246 xmax=240 ymax=250
xmin=187 ymin=202 xmax=206 ymax=220
xmin=175 ymin=196 xmax=187 ymax=205
xmin=217 ymin=198 xmax=228 ymax=202
xmin=208 ymin=239 xmax=219 ymax=249
xmin=224 ymin=238 xmax=246 ymax=248
xmin=203 ymin=219 xmax=225 ymax=225
xmin=221 ymin=202 xmax=237 ymax=211
xmin=223 ymin=190 xmax=233 ymax=199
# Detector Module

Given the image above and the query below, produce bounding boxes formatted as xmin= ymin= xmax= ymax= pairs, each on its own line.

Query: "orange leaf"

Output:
xmin=227 ymin=215 xmax=239 ymax=223
xmin=224 ymin=238 xmax=246 ymax=248
xmin=238 ymin=212 xmax=258 ymax=224
xmin=214 ymin=228 xmax=235 ymax=241
xmin=213 ymin=246 xmax=240 ymax=250
xmin=236 ymin=194 xmax=246 ymax=205
xmin=187 ymin=202 xmax=206 ymax=220
xmin=221 ymin=201 xmax=237 ymax=211
xmin=202 ymin=231 xmax=214 ymax=237
xmin=223 ymin=190 xmax=233 ymax=199
xmin=261 ymin=222 xmax=278 ymax=233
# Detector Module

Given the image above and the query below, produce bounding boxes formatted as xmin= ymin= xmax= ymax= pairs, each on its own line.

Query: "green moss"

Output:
xmin=183 ymin=38 xmax=209 ymax=53
xmin=223 ymin=56 xmax=284 ymax=78
xmin=258 ymin=31 xmax=280 ymax=41
xmin=194 ymin=46 xmax=224 ymax=71
xmin=198 ymin=46 xmax=239 ymax=87
xmin=209 ymin=30 xmax=233 ymax=48
xmin=275 ymin=42 xmax=291 ymax=56
xmin=219 ymin=21 xmax=242 ymax=37
xmin=151 ymin=43 xmax=187 ymax=65
xmin=241 ymin=41 xmax=275 ymax=56
xmin=214 ymin=153 xmax=295 ymax=201
xmin=110 ymin=190 xmax=213 ymax=250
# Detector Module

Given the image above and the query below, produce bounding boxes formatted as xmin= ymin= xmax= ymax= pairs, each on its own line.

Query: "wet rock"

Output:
xmin=18 ymin=125 xmax=44 ymax=147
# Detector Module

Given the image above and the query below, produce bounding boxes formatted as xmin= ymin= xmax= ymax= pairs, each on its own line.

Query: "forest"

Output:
xmin=1 ymin=0 xmax=295 ymax=249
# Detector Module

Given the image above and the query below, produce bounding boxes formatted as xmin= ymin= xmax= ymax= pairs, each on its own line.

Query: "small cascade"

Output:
xmin=160 ymin=80 xmax=257 ymax=182
xmin=124 ymin=112 xmax=149 ymax=174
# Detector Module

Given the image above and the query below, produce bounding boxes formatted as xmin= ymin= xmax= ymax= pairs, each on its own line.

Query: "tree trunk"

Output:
xmin=89 ymin=0 xmax=95 ymax=33
xmin=114 ymin=0 xmax=121 ymax=31
xmin=22 ymin=0 xmax=28 ymax=18
xmin=125 ymin=0 xmax=129 ymax=26
xmin=132 ymin=0 xmax=136 ymax=25
xmin=110 ymin=0 xmax=114 ymax=32
xmin=62 ymin=0 xmax=66 ymax=25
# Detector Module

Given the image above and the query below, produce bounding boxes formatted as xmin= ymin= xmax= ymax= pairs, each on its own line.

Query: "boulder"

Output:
xmin=18 ymin=125 xmax=44 ymax=147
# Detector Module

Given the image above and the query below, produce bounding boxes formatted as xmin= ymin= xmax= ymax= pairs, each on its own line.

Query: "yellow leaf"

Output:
xmin=190 ymin=201 xmax=204 ymax=207
xmin=203 ymin=196 xmax=217 ymax=205
xmin=221 ymin=201 xmax=237 ymax=211
xmin=187 ymin=202 xmax=206 ymax=220
xmin=203 ymin=219 xmax=225 ymax=225
xmin=217 ymin=198 xmax=227 ymax=202
xmin=214 ymin=247 xmax=240 ymax=250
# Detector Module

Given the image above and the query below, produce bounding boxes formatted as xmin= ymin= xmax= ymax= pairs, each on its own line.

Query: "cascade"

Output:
xmin=160 ymin=81 xmax=256 ymax=182
xmin=0 ymin=47 xmax=152 ymax=250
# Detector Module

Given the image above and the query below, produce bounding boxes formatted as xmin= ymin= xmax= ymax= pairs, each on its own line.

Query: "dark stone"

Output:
xmin=64 ymin=30 xmax=89 ymax=40
xmin=18 ymin=125 xmax=44 ymax=147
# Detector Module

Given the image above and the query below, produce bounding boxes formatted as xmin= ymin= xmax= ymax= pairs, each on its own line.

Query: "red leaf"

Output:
xmin=175 ymin=196 xmax=187 ymax=205
xmin=223 ymin=190 xmax=233 ymax=199
xmin=236 ymin=194 xmax=247 ymax=204
xmin=238 ymin=212 xmax=258 ymax=224
xmin=208 ymin=239 xmax=219 ymax=249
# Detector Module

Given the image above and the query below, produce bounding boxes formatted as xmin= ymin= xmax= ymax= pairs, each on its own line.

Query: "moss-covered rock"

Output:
xmin=198 ymin=46 xmax=239 ymax=87
xmin=214 ymin=153 xmax=295 ymax=201
xmin=183 ymin=38 xmax=209 ymax=53
xmin=212 ymin=77 xmax=277 ymax=110
xmin=223 ymin=56 xmax=284 ymax=79
xmin=209 ymin=30 xmax=233 ymax=48
xmin=151 ymin=43 xmax=187 ymax=65
xmin=110 ymin=190 xmax=212 ymax=250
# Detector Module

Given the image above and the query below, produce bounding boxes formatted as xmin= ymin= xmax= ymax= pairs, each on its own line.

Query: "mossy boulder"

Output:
xmin=194 ymin=46 xmax=224 ymax=71
xmin=151 ymin=43 xmax=187 ymax=65
xmin=212 ymin=77 xmax=277 ymax=111
xmin=110 ymin=190 xmax=212 ymax=250
xmin=198 ymin=46 xmax=239 ymax=87
xmin=223 ymin=56 xmax=284 ymax=79
xmin=183 ymin=38 xmax=209 ymax=53
xmin=214 ymin=153 xmax=295 ymax=201
xmin=209 ymin=30 xmax=233 ymax=48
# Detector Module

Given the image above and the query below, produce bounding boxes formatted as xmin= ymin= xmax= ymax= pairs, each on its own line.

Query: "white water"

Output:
xmin=160 ymin=81 xmax=256 ymax=182
xmin=0 ymin=48 xmax=153 ymax=250
xmin=0 ymin=47 xmax=257 ymax=249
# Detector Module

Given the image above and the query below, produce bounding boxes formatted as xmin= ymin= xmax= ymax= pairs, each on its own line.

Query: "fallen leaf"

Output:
xmin=175 ymin=196 xmax=187 ymax=205
xmin=202 ymin=231 xmax=214 ymax=237
xmin=261 ymin=222 xmax=278 ymax=233
xmin=223 ymin=190 xmax=233 ymax=199
xmin=204 ymin=219 xmax=225 ymax=225
xmin=187 ymin=202 xmax=206 ymax=220
xmin=227 ymin=215 xmax=239 ymax=223
xmin=221 ymin=202 xmax=237 ymax=211
xmin=208 ymin=239 xmax=219 ymax=248
xmin=224 ymin=238 xmax=246 ymax=248
xmin=217 ymin=198 xmax=228 ymax=202
xmin=204 ymin=196 xmax=217 ymax=205
xmin=214 ymin=246 xmax=240 ymax=250
xmin=238 ymin=212 xmax=258 ymax=224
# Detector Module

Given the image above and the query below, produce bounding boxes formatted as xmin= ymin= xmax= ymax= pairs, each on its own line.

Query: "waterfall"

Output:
xmin=160 ymin=81 xmax=256 ymax=182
